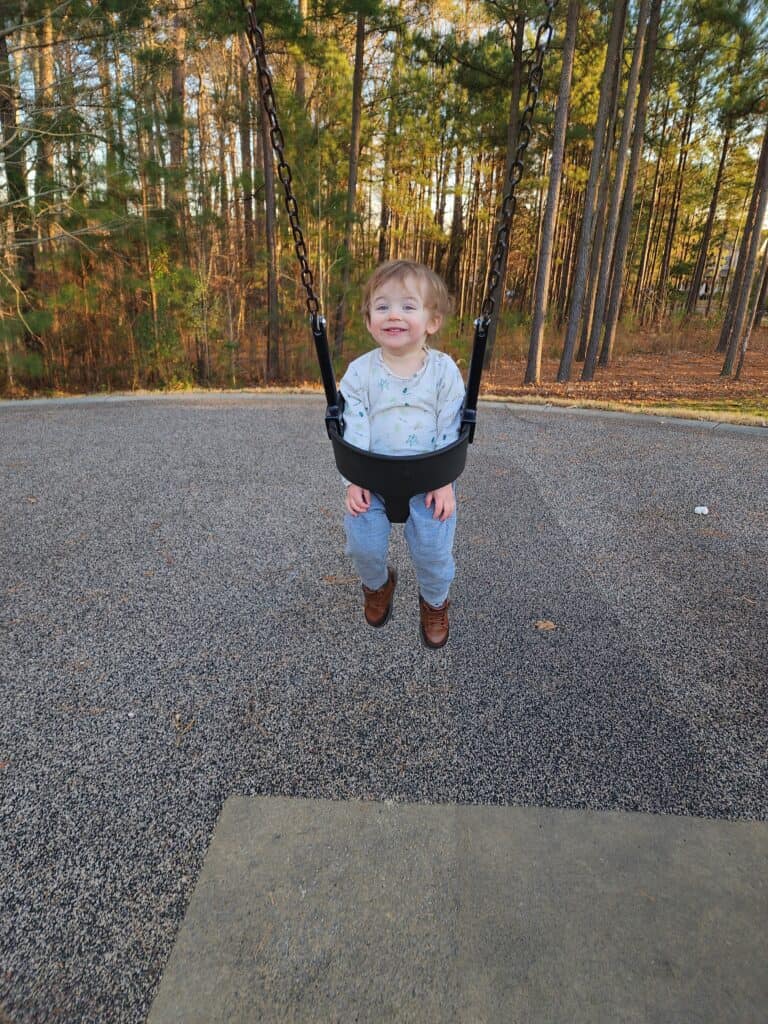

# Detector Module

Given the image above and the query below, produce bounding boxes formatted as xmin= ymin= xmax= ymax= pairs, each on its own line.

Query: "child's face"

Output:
xmin=366 ymin=276 xmax=442 ymax=359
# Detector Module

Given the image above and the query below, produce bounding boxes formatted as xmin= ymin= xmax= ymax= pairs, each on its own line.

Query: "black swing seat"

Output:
xmin=314 ymin=313 xmax=483 ymax=525
xmin=327 ymin=399 xmax=474 ymax=524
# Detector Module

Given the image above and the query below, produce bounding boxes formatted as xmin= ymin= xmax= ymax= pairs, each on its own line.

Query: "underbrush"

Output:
xmin=4 ymin=312 xmax=765 ymax=400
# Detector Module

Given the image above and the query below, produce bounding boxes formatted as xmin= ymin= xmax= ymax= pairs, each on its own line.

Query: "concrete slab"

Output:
xmin=149 ymin=797 xmax=767 ymax=1024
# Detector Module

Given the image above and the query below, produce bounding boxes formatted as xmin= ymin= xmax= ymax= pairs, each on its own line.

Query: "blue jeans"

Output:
xmin=344 ymin=492 xmax=456 ymax=606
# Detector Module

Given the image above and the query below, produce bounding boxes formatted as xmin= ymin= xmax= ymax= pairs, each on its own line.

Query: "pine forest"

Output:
xmin=1 ymin=0 xmax=767 ymax=403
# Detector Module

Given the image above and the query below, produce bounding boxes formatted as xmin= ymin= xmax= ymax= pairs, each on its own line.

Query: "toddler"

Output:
xmin=339 ymin=260 xmax=465 ymax=648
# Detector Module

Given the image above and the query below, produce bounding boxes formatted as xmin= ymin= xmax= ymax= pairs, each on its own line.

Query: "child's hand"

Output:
xmin=345 ymin=484 xmax=371 ymax=516
xmin=425 ymin=484 xmax=455 ymax=522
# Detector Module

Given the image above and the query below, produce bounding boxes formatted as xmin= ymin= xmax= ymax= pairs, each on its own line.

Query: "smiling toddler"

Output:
xmin=338 ymin=260 xmax=465 ymax=648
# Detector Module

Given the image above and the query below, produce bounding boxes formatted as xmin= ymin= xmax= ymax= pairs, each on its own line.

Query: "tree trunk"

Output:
xmin=705 ymin=231 xmax=724 ymax=317
xmin=378 ymin=118 xmax=393 ymax=262
xmin=735 ymin=238 xmax=768 ymax=379
xmin=378 ymin=23 xmax=403 ymax=264
xmin=0 ymin=28 xmax=35 ymax=297
xmin=550 ymin=175 xmax=571 ymax=320
xmin=131 ymin=54 xmax=161 ymax=382
xmin=333 ymin=11 xmax=366 ymax=358
xmin=99 ymin=35 xmax=124 ymax=211
xmin=35 ymin=5 xmax=55 ymax=235
xmin=148 ymin=73 xmax=165 ymax=211
xmin=525 ymin=0 xmax=579 ymax=384
xmin=557 ymin=0 xmax=627 ymax=381
xmin=716 ymin=189 xmax=750 ymax=318
xmin=632 ymin=95 xmax=669 ymax=314
xmin=295 ymin=0 xmax=307 ymax=104
xmin=721 ymin=120 xmax=768 ymax=377
xmin=684 ymin=126 xmax=731 ymax=318
xmin=576 ymin=39 xmax=626 ymax=364
xmin=653 ymin=104 xmax=694 ymax=325
xmin=168 ymin=12 xmax=188 ymax=244
xmin=228 ymin=122 xmax=244 ymax=271
xmin=598 ymin=0 xmax=661 ymax=367
xmin=639 ymin=177 xmax=670 ymax=324
xmin=556 ymin=178 xmax=582 ymax=325
xmin=0 ymin=23 xmax=37 ymax=378
xmin=196 ymin=71 xmax=211 ymax=221
xmin=582 ymin=0 xmax=652 ymax=381
xmin=239 ymin=35 xmax=257 ymax=294
xmin=112 ymin=33 xmax=127 ymax=158
xmin=445 ymin=146 xmax=464 ymax=297
xmin=433 ymin=130 xmax=450 ymax=273
xmin=751 ymin=243 xmax=768 ymax=330
xmin=717 ymin=189 xmax=760 ymax=354
xmin=256 ymin=51 xmax=280 ymax=382
xmin=466 ymin=160 xmax=483 ymax=316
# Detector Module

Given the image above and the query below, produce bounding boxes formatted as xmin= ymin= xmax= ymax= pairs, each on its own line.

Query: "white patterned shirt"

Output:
xmin=338 ymin=347 xmax=465 ymax=484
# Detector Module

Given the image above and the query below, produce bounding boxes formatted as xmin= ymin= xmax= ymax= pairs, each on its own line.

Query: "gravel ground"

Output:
xmin=1 ymin=394 xmax=766 ymax=1023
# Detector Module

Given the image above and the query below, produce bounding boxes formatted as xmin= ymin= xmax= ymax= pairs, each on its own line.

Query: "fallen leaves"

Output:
xmin=484 ymin=347 xmax=768 ymax=416
xmin=172 ymin=712 xmax=196 ymax=746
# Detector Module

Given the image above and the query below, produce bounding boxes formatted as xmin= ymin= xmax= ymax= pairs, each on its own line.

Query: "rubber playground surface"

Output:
xmin=1 ymin=393 xmax=766 ymax=1022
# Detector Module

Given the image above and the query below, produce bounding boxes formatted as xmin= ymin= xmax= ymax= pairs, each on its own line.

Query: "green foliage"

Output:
xmin=24 ymin=309 xmax=54 ymax=336
xmin=0 ymin=318 xmax=25 ymax=344
xmin=4 ymin=0 xmax=768 ymax=395
xmin=197 ymin=0 xmax=301 ymax=39
xmin=15 ymin=351 xmax=46 ymax=381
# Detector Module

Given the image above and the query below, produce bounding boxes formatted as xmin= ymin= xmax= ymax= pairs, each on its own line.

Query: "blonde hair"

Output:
xmin=361 ymin=260 xmax=453 ymax=324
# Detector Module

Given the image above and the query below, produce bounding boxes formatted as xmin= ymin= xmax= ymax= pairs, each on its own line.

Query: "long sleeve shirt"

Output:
xmin=338 ymin=348 xmax=465 ymax=483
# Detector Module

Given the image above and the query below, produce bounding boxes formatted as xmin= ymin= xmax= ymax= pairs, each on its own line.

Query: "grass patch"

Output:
xmin=483 ymin=392 xmax=767 ymax=427
xmin=659 ymin=397 xmax=768 ymax=418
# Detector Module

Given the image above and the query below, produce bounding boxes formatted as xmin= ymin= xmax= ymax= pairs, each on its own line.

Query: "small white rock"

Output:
xmin=694 ymin=506 xmax=709 ymax=515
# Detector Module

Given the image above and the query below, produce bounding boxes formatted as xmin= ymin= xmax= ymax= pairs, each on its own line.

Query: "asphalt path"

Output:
xmin=1 ymin=394 xmax=766 ymax=1023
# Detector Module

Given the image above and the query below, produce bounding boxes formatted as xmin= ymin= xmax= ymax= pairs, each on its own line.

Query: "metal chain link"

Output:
xmin=481 ymin=0 xmax=557 ymax=321
xmin=244 ymin=4 xmax=320 ymax=315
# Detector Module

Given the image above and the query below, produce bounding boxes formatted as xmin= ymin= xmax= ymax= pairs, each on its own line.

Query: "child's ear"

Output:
xmin=426 ymin=313 xmax=443 ymax=336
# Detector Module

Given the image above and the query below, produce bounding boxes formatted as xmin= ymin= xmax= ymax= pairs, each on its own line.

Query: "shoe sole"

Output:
xmin=367 ymin=607 xmax=393 ymax=628
xmin=419 ymin=626 xmax=448 ymax=649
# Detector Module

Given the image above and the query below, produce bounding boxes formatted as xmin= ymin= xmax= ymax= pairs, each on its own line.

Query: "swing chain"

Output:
xmin=243 ymin=3 xmax=320 ymax=316
xmin=481 ymin=0 xmax=557 ymax=322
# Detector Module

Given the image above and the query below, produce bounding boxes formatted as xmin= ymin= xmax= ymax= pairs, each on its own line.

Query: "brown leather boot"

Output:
xmin=419 ymin=596 xmax=450 ymax=649
xmin=362 ymin=568 xmax=397 ymax=627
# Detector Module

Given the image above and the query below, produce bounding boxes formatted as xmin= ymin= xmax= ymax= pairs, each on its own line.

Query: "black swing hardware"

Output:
xmin=463 ymin=317 xmax=491 ymax=442
xmin=310 ymin=313 xmax=344 ymax=439
xmin=244 ymin=1 xmax=557 ymax=522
